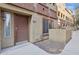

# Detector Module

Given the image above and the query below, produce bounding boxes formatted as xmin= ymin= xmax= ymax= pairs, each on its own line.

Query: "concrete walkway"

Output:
xmin=34 ymin=40 xmax=65 ymax=54
xmin=0 ymin=42 xmax=49 ymax=55
xmin=61 ymin=30 xmax=79 ymax=55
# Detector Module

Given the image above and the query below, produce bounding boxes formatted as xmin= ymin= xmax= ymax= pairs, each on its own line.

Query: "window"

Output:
xmin=61 ymin=13 xmax=63 ymax=18
xmin=58 ymin=11 xmax=60 ymax=16
xmin=66 ymin=16 xmax=69 ymax=20
xmin=53 ymin=3 xmax=55 ymax=6
xmin=3 ymin=12 xmax=11 ymax=37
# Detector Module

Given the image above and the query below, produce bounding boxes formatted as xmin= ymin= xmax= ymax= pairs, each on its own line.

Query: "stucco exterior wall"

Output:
xmin=65 ymin=9 xmax=73 ymax=24
xmin=0 ymin=3 xmax=57 ymax=48
xmin=56 ymin=3 xmax=74 ymax=29
xmin=49 ymin=29 xmax=72 ymax=43
xmin=49 ymin=29 xmax=66 ymax=43
xmin=30 ymin=13 xmax=43 ymax=43
xmin=0 ymin=4 xmax=43 ymax=48
xmin=46 ymin=3 xmax=57 ymax=12
xmin=0 ymin=4 xmax=33 ymax=48
xmin=56 ymin=3 xmax=66 ymax=20
xmin=53 ymin=20 xmax=59 ymax=29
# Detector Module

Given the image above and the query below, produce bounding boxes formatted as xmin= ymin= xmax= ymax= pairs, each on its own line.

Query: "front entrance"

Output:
xmin=14 ymin=13 xmax=29 ymax=43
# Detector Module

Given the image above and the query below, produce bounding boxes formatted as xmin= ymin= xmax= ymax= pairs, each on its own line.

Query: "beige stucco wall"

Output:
xmin=0 ymin=3 xmax=43 ymax=48
xmin=66 ymin=29 xmax=72 ymax=43
xmin=53 ymin=20 xmax=59 ymax=29
xmin=65 ymin=9 xmax=73 ymax=24
xmin=56 ymin=3 xmax=66 ymax=20
xmin=0 ymin=4 xmax=33 ymax=48
xmin=0 ymin=4 xmax=57 ymax=48
xmin=29 ymin=13 xmax=43 ymax=43
xmin=49 ymin=29 xmax=72 ymax=43
xmin=56 ymin=3 xmax=73 ymax=23
xmin=49 ymin=29 xmax=66 ymax=43
xmin=1 ymin=13 xmax=14 ymax=48
xmin=46 ymin=3 xmax=57 ymax=12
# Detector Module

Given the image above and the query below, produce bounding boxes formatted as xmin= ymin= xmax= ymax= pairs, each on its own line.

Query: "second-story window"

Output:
xmin=53 ymin=3 xmax=55 ymax=6
xmin=66 ymin=16 xmax=69 ymax=20
xmin=58 ymin=11 xmax=60 ymax=16
xmin=61 ymin=13 xmax=63 ymax=18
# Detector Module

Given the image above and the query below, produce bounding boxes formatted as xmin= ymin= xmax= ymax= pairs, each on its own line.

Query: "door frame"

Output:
xmin=14 ymin=13 xmax=31 ymax=45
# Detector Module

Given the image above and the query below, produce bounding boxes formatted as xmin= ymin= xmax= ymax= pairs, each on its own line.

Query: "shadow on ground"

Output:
xmin=34 ymin=40 xmax=66 ymax=54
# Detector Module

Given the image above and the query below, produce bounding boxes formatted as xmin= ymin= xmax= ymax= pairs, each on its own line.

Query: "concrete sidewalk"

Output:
xmin=61 ymin=30 xmax=79 ymax=55
xmin=34 ymin=40 xmax=65 ymax=54
xmin=0 ymin=42 xmax=49 ymax=55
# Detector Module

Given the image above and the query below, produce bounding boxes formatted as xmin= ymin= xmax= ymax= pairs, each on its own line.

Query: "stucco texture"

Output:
xmin=30 ymin=13 xmax=43 ymax=43
xmin=49 ymin=29 xmax=72 ymax=43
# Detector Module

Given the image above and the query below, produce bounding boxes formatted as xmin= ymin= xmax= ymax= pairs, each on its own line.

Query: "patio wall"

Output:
xmin=49 ymin=29 xmax=72 ymax=44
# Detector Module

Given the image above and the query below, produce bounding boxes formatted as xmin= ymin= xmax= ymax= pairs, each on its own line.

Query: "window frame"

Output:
xmin=2 ymin=12 xmax=12 ymax=38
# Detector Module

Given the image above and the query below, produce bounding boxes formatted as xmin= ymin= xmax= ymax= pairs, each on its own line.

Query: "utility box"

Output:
xmin=49 ymin=29 xmax=72 ymax=44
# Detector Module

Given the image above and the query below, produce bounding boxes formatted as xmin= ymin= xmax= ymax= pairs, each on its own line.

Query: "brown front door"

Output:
xmin=14 ymin=13 xmax=29 ymax=43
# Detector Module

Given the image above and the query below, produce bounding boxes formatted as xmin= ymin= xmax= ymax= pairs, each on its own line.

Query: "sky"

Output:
xmin=66 ymin=3 xmax=79 ymax=15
